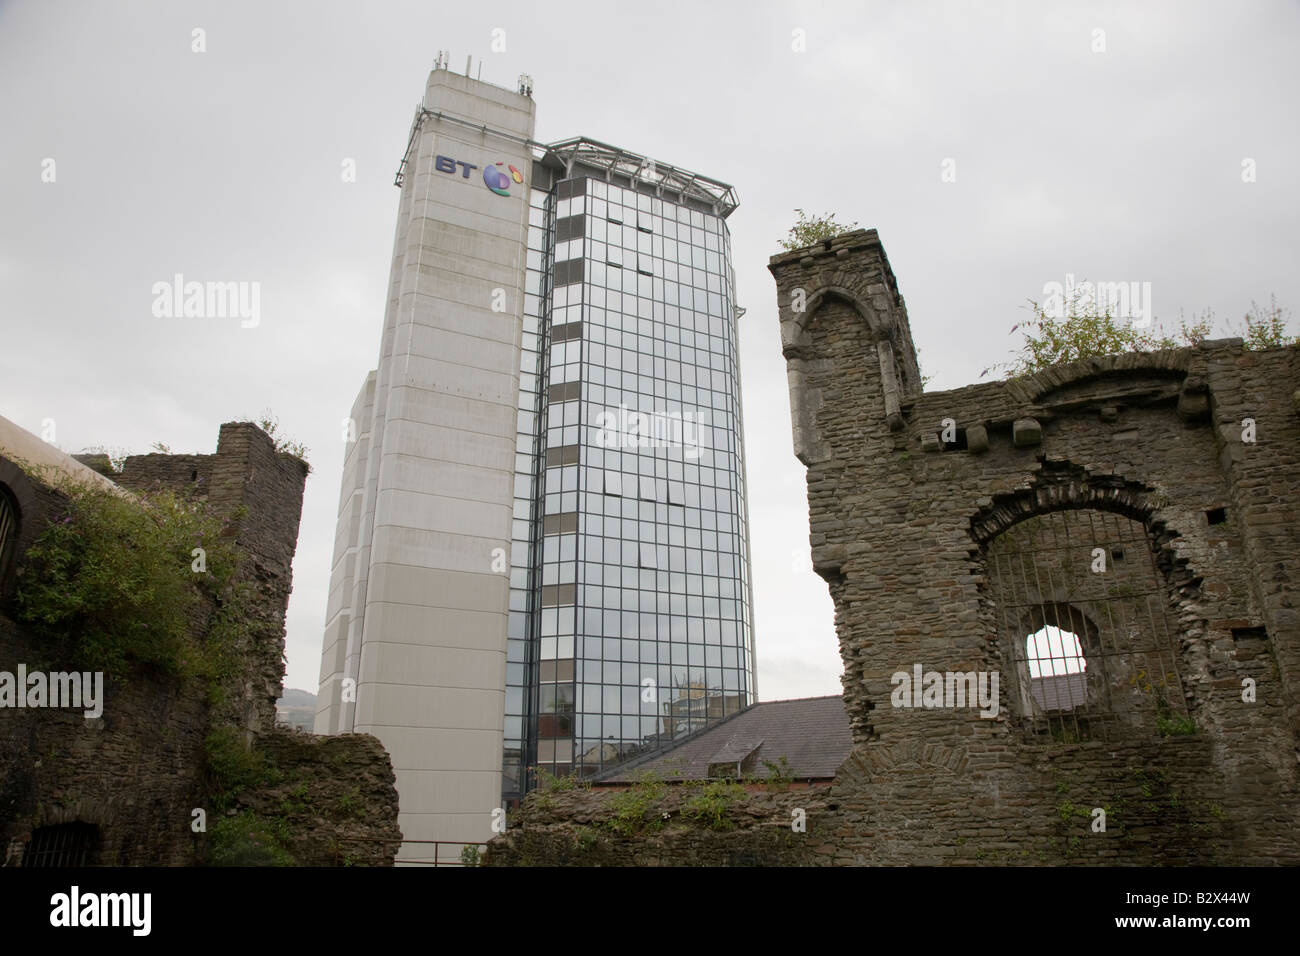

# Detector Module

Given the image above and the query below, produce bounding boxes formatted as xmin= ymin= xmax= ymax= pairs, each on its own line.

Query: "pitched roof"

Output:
xmin=593 ymin=695 xmax=852 ymax=784
xmin=0 ymin=415 xmax=124 ymax=494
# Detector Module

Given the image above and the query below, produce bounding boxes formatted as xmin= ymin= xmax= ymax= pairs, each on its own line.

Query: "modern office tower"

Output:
xmin=315 ymin=57 xmax=754 ymax=859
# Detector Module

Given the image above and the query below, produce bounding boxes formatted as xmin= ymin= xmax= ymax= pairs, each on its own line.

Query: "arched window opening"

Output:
xmin=987 ymin=508 xmax=1190 ymax=741
xmin=1025 ymin=625 xmax=1088 ymax=712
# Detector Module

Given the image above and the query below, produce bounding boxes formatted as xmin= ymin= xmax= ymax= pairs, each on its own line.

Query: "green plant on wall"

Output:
xmin=1154 ymin=693 xmax=1197 ymax=737
xmin=208 ymin=812 xmax=295 ymax=867
xmin=247 ymin=408 xmax=311 ymax=471
xmin=535 ymin=765 xmax=587 ymax=793
xmin=203 ymin=726 xmax=279 ymax=813
xmin=334 ymin=785 xmax=366 ymax=819
xmin=684 ymin=780 xmax=746 ymax=831
xmin=983 ymin=290 xmax=1295 ymax=379
xmin=15 ymin=467 xmax=241 ymax=682
xmin=776 ymin=209 xmax=859 ymax=252
xmin=761 ymin=755 xmax=796 ymax=790
xmin=605 ymin=773 xmax=667 ymax=836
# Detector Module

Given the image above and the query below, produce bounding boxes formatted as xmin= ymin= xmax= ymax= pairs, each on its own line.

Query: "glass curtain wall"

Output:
xmin=523 ymin=172 xmax=754 ymax=785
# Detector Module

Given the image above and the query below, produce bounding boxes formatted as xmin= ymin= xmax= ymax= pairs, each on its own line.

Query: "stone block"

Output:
xmin=1012 ymin=417 xmax=1042 ymax=446
xmin=1178 ymin=391 xmax=1210 ymax=422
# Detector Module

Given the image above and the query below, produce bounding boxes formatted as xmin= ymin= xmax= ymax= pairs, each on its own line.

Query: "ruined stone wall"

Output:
xmin=485 ymin=783 xmax=833 ymax=867
xmin=110 ymin=453 xmax=214 ymax=494
xmin=765 ymin=230 xmax=1299 ymax=865
xmin=114 ymin=424 xmax=305 ymax=737
xmin=222 ymin=728 xmax=403 ymax=867
xmin=1 ymin=423 xmax=402 ymax=866
xmin=0 ymin=609 xmax=210 ymax=865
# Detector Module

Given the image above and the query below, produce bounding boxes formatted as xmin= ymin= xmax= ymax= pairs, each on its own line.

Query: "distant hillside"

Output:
xmin=276 ymin=688 xmax=317 ymax=732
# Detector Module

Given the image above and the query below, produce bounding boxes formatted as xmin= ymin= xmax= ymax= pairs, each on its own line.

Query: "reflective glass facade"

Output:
xmin=503 ymin=166 xmax=754 ymax=805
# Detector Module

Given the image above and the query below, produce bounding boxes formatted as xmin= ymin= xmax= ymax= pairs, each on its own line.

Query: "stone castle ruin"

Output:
xmin=767 ymin=230 xmax=1299 ymax=864
xmin=0 ymin=420 xmax=401 ymax=866
xmin=489 ymin=229 xmax=1299 ymax=865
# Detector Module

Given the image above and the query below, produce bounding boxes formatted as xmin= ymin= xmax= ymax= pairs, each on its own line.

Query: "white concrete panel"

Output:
xmin=378 ymin=419 xmax=515 ymax=472
xmin=357 ymin=637 xmax=505 ymax=691
xmin=373 ymin=487 xmax=507 ymax=541
xmin=404 ymin=296 xmax=519 ymax=345
xmin=381 ymin=352 xmax=517 ymax=407
xmin=367 ymin=563 xmax=508 ymax=610
xmin=381 ymin=445 xmax=512 ymax=503
xmin=376 ymin=727 xmax=503 ymax=774
xmin=366 ymin=526 xmax=510 ymax=575
xmin=354 ymin=683 xmax=503 ymax=731
xmin=396 ymin=810 xmax=496 ymax=849
xmin=359 ymin=599 xmax=507 ymax=649
xmin=398 ymin=322 xmax=517 ymax=374
xmin=396 ymin=769 xmax=503 ymax=816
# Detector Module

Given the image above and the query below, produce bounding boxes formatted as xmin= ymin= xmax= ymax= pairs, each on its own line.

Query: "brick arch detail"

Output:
xmin=38 ymin=796 xmax=123 ymax=830
xmin=968 ymin=459 xmax=1212 ymax=722
xmin=1005 ymin=351 xmax=1194 ymax=407
xmin=835 ymin=740 xmax=971 ymax=788
xmin=795 ymin=283 xmax=888 ymax=340
xmin=969 ymin=460 xmax=1172 ymax=546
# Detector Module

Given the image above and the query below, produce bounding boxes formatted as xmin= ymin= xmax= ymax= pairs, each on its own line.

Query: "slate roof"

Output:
xmin=1030 ymin=672 xmax=1090 ymax=712
xmin=593 ymin=695 xmax=851 ymax=783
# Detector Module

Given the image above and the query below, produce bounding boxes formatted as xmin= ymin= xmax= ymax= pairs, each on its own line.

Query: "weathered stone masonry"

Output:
xmin=768 ymin=229 xmax=1300 ymax=864
xmin=1 ymin=422 xmax=401 ymax=865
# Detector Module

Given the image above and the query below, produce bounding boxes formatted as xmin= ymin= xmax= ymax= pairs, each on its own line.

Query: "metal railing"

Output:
xmin=392 ymin=840 xmax=488 ymax=867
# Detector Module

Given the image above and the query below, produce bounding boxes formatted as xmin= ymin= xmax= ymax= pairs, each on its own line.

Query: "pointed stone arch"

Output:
xmin=779 ymin=266 xmax=904 ymax=357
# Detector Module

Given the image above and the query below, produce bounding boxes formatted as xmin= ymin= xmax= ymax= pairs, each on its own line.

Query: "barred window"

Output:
xmin=987 ymin=509 xmax=1190 ymax=741
xmin=23 ymin=823 xmax=100 ymax=867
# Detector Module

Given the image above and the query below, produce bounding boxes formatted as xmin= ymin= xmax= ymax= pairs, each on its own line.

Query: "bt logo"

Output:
xmin=434 ymin=155 xmax=477 ymax=178
xmin=433 ymin=154 xmax=524 ymax=197
xmin=483 ymin=161 xmax=524 ymax=197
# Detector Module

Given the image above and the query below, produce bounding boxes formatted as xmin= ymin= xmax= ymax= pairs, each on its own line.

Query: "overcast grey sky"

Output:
xmin=2 ymin=0 xmax=1296 ymax=700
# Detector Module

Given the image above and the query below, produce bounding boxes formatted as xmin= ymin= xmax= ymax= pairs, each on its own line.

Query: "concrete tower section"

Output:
xmin=316 ymin=63 xmax=536 ymax=859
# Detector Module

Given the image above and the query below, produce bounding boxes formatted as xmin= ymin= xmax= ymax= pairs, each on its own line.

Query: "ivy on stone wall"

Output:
xmin=13 ymin=464 xmax=242 ymax=683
